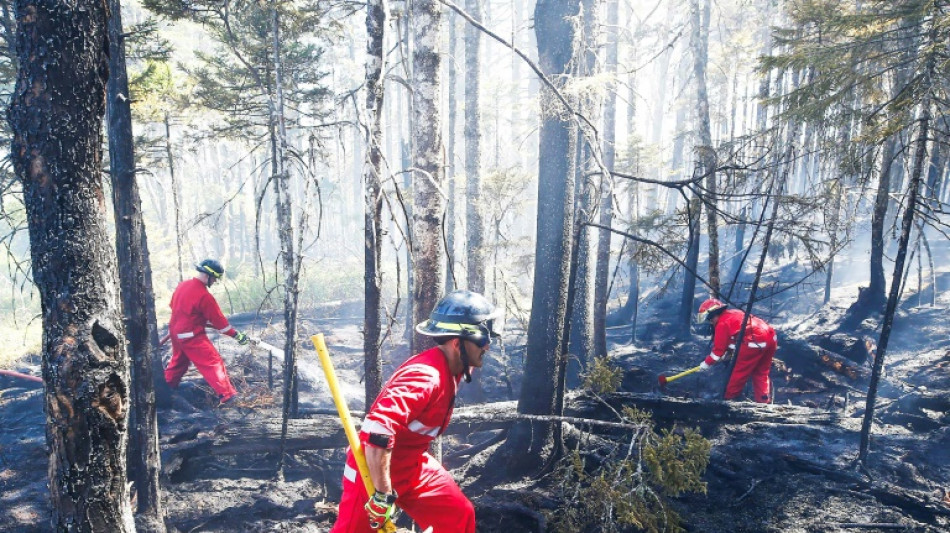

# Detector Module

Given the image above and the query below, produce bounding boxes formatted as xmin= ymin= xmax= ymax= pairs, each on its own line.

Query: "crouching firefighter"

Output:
xmin=331 ymin=290 xmax=502 ymax=533
xmin=696 ymin=298 xmax=778 ymax=403
xmin=163 ymin=259 xmax=251 ymax=405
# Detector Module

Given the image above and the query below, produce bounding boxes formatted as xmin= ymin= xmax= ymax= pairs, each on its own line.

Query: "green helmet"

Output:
xmin=195 ymin=259 xmax=225 ymax=280
xmin=415 ymin=290 xmax=502 ymax=345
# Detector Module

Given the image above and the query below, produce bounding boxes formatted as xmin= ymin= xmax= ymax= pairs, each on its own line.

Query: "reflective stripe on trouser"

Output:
xmin=724 ymin=341 xmax=777 ymax=403
xmin=164 ymin=335 xmax=237 ymax=399
xmin=331 ymin=449 xmax=476 ymax=533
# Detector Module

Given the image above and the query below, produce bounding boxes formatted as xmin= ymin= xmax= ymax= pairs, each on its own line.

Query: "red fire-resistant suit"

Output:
xmin=164 ymin=277 xmax=238 ymax=400
xmin=331 ymin=346 xmax=475 ymax=533
xmin=705 ymin=309 xmax=777 ymax=403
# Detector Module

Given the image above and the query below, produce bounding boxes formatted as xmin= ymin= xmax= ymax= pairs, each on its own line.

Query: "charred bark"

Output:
xmin=362 ymin=0 xmax=387 ymax=406
xmin=691 ymin=0 xmax=719 ymax=297
xmin=106 ymin=0 xmax=165 ymax=528
xmin=566 ymin=0 xmax=600 ymax=386
xmin=503 ymin=0 xmax=580 ymax=476
xmin=593 ymin=0 xmax=619 ymax=358
xmin=270 ymin=4 xmax=303 ymax=478
xmin=859 ymin=77 xmax=933 ymax=465
xmin=8 ymin=0 xmax=135 ymax=528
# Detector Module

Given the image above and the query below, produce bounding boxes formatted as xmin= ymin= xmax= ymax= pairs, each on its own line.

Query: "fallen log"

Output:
xmin=164 ymin=392 xmax=839 ymax=478
xmin=572 ymin=392 xmax=841 ymax=426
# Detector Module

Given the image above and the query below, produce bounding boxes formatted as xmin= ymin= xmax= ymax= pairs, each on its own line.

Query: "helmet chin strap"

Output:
xmin=458 ymin=339 xmax=472 ymax=383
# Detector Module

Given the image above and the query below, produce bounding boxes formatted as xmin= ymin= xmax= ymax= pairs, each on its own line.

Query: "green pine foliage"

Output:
xmin=582 ymin=356 xmax=624 ymax=394
xmin=764 ymin=0 xmax=949 ymax=140
xmin=548 ymin=406 xmax=710 ymax=533
xmin=551 ymin=361 xmax=711 ymax=533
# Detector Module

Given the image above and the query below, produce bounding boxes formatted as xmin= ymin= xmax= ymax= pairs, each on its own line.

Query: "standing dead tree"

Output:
xmin=8 ymin=0 xmax=135 ymax=528
xmin=106 ymin=0 xmax=165 ymax=529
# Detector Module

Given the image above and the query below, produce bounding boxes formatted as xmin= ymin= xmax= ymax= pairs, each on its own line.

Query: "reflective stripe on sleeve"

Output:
xmin=748 ymin=342 xmax=767 ymax=349
xmin=360 ymin=419 xmax=392 ymax=436
xmin=343 ymin=464 xmax=357 ymax=483
xmin=708 ymin=352 xmax=722 ymax=362
xmin=216 ymin=324 xmax=233 ymax=333
xmin=408 ymin=420 xmax=440 ymax=437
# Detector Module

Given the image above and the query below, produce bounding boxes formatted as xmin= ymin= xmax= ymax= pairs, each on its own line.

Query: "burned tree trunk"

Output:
xmin=8 ymin=0 xmax=135 ymax=529
xmin=859 ymin=87 xmax=932 ymax=465
xmin=105 ymin=0 xmax=165 ymax=529
xmin=270 ymin=5 xmax=303 ymax=478
xmin=593 ymin=0 xmax=619 ymax=358
xmin=410 ymin=0 xmax=445 ymax=351
xmin=362 ymin=0 xmax=387 ymax=405
xmin=504 ymin=0 xmax=580 ymax=476
xmin=691 ymin=0 xmax=719 ymax=297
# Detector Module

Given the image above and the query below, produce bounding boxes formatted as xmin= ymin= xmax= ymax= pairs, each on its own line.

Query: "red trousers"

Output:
xmin=165 ymin=335 xmax=237 ymax=400
xmin=331 ymin=450 xmax=475 ymax=533
xmin=724 ymin=340 xmax=777 ymax=403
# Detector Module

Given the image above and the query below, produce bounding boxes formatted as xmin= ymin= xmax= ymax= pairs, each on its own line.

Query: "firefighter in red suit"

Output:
xmin=696 ymin=298 xmax=778 ymax=403
xmin=163 ymin=259 xmax=250 ymax=404
xmin=331 ymin=290 xmax=502 ymax=533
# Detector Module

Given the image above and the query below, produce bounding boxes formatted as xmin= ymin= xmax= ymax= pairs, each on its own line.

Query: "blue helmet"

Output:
xmin=415 ymin=290 xmax=502 ymax=345
xmin=195 ymin=259 xmax=225 ymax=280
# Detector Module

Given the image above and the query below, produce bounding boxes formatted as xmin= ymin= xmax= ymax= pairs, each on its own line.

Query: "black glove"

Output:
xmin=234 ymin=331 xmax=250 ymax=345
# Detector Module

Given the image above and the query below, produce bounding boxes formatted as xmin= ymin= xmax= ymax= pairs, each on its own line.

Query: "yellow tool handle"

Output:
xmin=666 ymin=365 xmax=701 ymax=383
xmin=312 ymin=334 xmax=396 ymax=533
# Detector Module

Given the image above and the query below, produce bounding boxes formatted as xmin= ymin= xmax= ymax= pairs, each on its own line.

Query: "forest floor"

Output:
xmin=2 ymin=290 xmax=950 ymax=532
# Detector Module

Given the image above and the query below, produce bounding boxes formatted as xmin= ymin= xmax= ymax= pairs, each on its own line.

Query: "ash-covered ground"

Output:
xmin=2 ymin=290 xmax=949 ymax=532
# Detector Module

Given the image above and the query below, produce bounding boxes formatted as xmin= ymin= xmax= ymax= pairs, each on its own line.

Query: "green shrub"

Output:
xmin=548 ymin=406 xmax=710 ymax=533
xmin=582 ymin=356 xmax=624 ymax=394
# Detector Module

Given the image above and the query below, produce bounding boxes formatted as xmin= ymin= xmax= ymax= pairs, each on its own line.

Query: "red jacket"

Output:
xmin=705 ymin=309 xmax=776 ymax=366
xmin=168 ymin=278 xmax=236 ymax=341
xmin=359 ymin=347 xmax=459 ymax=461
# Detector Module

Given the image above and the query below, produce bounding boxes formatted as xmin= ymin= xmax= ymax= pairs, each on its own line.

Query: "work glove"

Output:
xmin=365 ymin=490 xmax=397 ymax=530
xmin=234 ymin=331 xmax=250 ymax=346
xmin=699 ymin=361 xmax=711 ymax=372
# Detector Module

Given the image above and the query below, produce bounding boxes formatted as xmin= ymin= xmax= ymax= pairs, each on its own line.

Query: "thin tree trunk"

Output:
xmin=593 ymin=0 xmax=619 ymax=358
xmin=692 ymin=0 xmax=719 ymax=297
xmin=9 ymin=0 xmax=135 ymax=528
xmin=865 ymin=135 xmax=900 ymax=312
xmin=567 ymin=0 xmax=600 ymax=382
xmin=363 ymin=0 xmax=387 ymax=405
xmin=410 ymin=0 xmax=445 ymax=351
xmin=165 ymin=113 xmax=184 ymax=282
xmin=464 ymin=0 xmax=485 ymax=294
xmin=106 ymin=0 xmax=166 ymax=529
xmin=446 ymin=9 xmax=458 ymax=290
xmin=860 ymin=96 xmax=931 ymax=465
xmin=272 ymin=3 xmax=302 ymax=478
